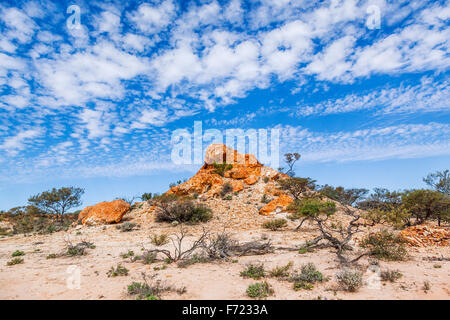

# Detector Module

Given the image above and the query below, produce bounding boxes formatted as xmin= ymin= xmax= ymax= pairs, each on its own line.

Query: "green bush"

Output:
xmin=336 ymin=269 xmax=363 ymax=292
xmin=240 ymin=263 xmax=265 ymax=279
xmin=262 ymin=219 xmax=287 ymax=231
xmin=7 ymin=257 xmax=24 ymax=266
xmin=12 ymin=250 xmax=25 ymax=257
xmin=246 ymin=281 xmax=273 ymax=299
xmin=120 ymin=250 xmax=135 ymax=259
xmin=155 ymin=196 xmax=212 ymax=224
xmin=107 ymin=264 xmax=129 ymax=277
xmin=116 ymin=222 xmax=137 ymax=232
xmin=360 ymin=230 xmax=407 ymax=261
xmin=150 ymin=234 xmax=169 ymax=246
xmin=177 ymin=254 xmax=211 ymax=268
xmin=213 ymin=162 xmax=233 ymax=177
xmin=269 ymin=262 xmax=293 ymax=278
xmin=46 ymin=253 xmax=58 ymax=259
xmin=220 ymin=182 xmax=233 ymax=198
xmin=293 ymin=281 xmax=314 ymax=291
xmin=380 ymin=269 xmax=402 ymax=282
xmin=134 ymin=251 xmax=157 ymax=264
xmin=289 ymin=263 xmax=323 ymax=285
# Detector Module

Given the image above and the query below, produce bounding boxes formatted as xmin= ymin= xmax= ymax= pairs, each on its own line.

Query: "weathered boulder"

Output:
xmin=78 ymin=199 xmax=130 ymax=225
xmin=244 ymin=175 xmax=259 ymax=185
xmin=259 ymin=194 xmax=293 ymax=216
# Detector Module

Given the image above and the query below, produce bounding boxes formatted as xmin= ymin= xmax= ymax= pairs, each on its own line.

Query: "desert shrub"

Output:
xmin=380 ymin=269 xmax=402 ymax=282
xmin=269 ymin=261 xmax=293 ymax=278
xmin=127 ymin=274 xmax=185 ymax=300
xmin=134 ymin=251 xmax=157 ymax=264
xmin=336 ymin=269 xmax=363 ymax=292
xmin=423 ymin=281 xmax=431 ymax=292
xmin=213 ymin=162 xmax=233 ymax=177
xmin=177 ymin=254 xmax=211 ymax=268
xmin=46 ymin=253 xmax=58 ymax=259
xmin=12 ymin=250 xmax=25 ymax=257
xmin=150 ymin=234 xmax=169 ymax=246
xmin=246 ymin=281 xmax=273 ymax=299
xmin=66 ymin=241 xmax=95 ymax=256
xmin=155 ymin=196 xmax=212 ymax=224
xmin=116 ymin=222 xmax=137 ymax=232
xmin=261 ymin=194 xmax=271 ymax=204
xmin=298 ymin=246 xmax=314 ymax=254
xmin=262 ymin=219 xmax=287 ymax=231
xmin=293 ymin=281 xmax=314 ymax=291
xmin=223 ymin=195 xmax=233 ymax=200
xmin=263 ymin=177 xmax=270 ymax=183
xmin=120 ymin=250 xmax=135 ymax=259
xmin=220 ymin=182 xmax=233 ymax=198
xmin=240 ymin=263 xmax=265 ymax=279
xmin=3 ymin=207 xmax=77 ymax=235
xmin=6 ymin=257 xmax=24 ymax=266
xmin=360 ymin=230 xmax=407 ymax=261
xmin=289 ymin=263 xmax=323 ymax=284
xmin=107 ymin=264 xmax=129 ymax=277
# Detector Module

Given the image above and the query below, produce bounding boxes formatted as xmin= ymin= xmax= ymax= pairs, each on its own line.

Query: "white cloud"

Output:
xmin=279 ymin=122 xmax=450 ymax=163
xmin=0 ymin=128 xmax=42 ymax=155
xmin=128 ymin=0 xmax=177 ymax=34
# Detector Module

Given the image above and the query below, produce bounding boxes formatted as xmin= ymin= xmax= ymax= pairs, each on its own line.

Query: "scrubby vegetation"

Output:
xmin=116 ymin=222 xmax=137 ymax=232
xmin=246 ymin=281 xmax=273 ymax=299
xmin=360 ymin=230 xmax=408 ymax=261
xmin=152 ymin=194 xmax=212 ymax=224
xmin=269 ymin=262 xmax=293 ymax=278
xmin=6 ymin=257 xmax=24 ymax=266
xmin=288 ymin=263 xmax=324 ymax=290
xmin=150 ymin=234 xmax=169 ymax=246
xmin=213 ymin=162 xmax=233 ymax=177
xmin=262 ymin=219 xmax=287 ymax=231
xmin=220 ymin=182 xmax=233 ymax=198
xmin=107 ymin=264 xmax=129 ymax=277
xmin=336 ymin=269 xmax=363 ymax=292
xmin=240 ymin=263 xmax=266 ymax=279
xmin=127 ymin=273 xmax=185 ymax=300
xmin=380 ymin=269 xmax=403 ymax=282
xmin=11 ymin=250 xmax=24 ymax=257
xmin=66 ymin=241 xmax=95 ymax=257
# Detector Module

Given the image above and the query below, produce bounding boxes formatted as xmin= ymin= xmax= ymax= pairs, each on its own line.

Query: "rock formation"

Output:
xmin=78 ymin=199 xmax=130 ymax=225
xmin=168 ymin=143 xmax=291 ymax=215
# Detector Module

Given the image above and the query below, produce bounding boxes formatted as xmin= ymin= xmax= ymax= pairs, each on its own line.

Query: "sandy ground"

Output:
xmin=0 ymin=212 xmax=449 ymax=300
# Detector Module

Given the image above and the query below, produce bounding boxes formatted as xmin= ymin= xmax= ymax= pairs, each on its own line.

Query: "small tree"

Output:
xmin=141 ymin=193 xmax=153 ymax=201
xmin=279 ymin=177 xmax=316 ymax=200
xmin=283 ymin=153 xmax=301 ymax=177
xmin=292 ymin=187 xmax=369 ymax=264
xmin=423 ymin=169 xmax=450 ymax=196
xmin=28 ymin=187 xmax=84 ymax=220
xmin=401 ymin=189 xmax=449 ymax=226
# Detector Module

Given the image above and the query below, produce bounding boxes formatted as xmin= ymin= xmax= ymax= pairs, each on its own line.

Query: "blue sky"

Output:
xmin=0 ymin=0 xmax=449 ymax=211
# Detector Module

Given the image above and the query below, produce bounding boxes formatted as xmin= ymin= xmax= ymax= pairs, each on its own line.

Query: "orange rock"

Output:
xmin=259 ymin=194 xmax=293 ymax=216
xmin=244 ymin=175 xmax=259 ymax=185
xmin=264 ymin=183 xmax=284 ymax=196
xmin=78 ymin=199 xmax=130 ymax=225
xmin=231 ymin=180 xmax=244 ymax=192
xmin=400 ymin=225 xmax=450 ymax=247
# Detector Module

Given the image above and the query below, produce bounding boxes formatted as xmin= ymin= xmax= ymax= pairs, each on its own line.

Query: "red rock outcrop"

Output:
xmin=259 ymin=194 xmax=294 ymax=216
xmin=78 ymin=199 xmax=130 ymax=225
xmin=400 ymin=225 xmax=450 ymax=247
xmin=168 ymin=144 xmax=264 ymax=197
